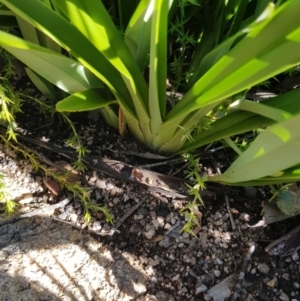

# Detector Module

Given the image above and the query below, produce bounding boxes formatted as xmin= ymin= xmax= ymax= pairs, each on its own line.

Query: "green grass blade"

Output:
xmin=223 ymin=137 xmax=243 ymax=155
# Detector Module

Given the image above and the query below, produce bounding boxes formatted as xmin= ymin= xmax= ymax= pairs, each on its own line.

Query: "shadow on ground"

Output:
xmin=0 ymin=216 xmax=148 ymax=301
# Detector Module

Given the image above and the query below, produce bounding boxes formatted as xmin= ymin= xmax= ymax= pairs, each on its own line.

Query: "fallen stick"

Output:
xmin=0 ymin=126 xmax=191 ymax=198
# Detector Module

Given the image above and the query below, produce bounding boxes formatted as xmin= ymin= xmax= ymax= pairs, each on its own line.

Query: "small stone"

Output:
xmin=293 ymin=282 xmax=300 ymax=289
xmin=143 ymin=225 xmax=156 ymax=239
xmin=164 ymin=223 xmax=172 ymax=230
xmin=222 ymin=214 xmax=229 ymax=221
xmin=129 ymin=224 xmax=141 ymax=234
xmin=35 ymin=176 xmax=42 ymax=183
xmin=92 ymin=221 xmax=102 ymax=231
xmin=103 ymin=223 xmax=110 ymax=230
xmin=169 ymin=253 xmax=175 ymax=260
xmin=267 ymin=278 xmax=277 ymax=288
xmin=96 ymin=180 xmax=106 ymax=190
xmin=216 ymin=258 xmax=223 ymax=265
xmin=257 ymin=263 xmax=270 ymax=274
xmin=292 ymin=252 xmax=299 ymax=261
xmin=68 ymin=213 xmax=78 ymax=223
xmin=134 ymin=214 xmax=144 ymax=220
xmin=214 ymin=270 xmax=221 ymax=277
xmin=113 ymin=197 xmax=120 ymax=205
xmin=282 ymin=273 xmax=289 ymax=281
xmin=279 ymin=292 xmax=289 ymax=301
xmin=244 ymin=186 xmax=257 ymax=199
xmin=204 ymin=293 xmax=212 ymax=300
xmin=172 ymin=274 xmax=180 ymax=281
xmin=152 ymin=220 xmax=160 ymax=229
xmin=213 ymin=231 xmax=221 ymax=238
xmin=207 ymin=274 xmax=236 ymax=301
xmin=156 ymin=216 xmax=164 ymax=226
xmin=148 ymin=211 xmax=156 ymax=219
xmin=150 ymin=258 xmax=160 ymax=266
xmin=195 ymin=283 xmax=208 ymax=294
xmin=43 ymin=178 xmax=62 ymax=196
xmin=159 ymin=237 xmax=171 ymax=248
xmin=190 ymin=257 xmax=196 ymax=265
xmin=182 ymin=232 xmax=189 ymax=239
xmin=58 ymin=212 xmax=68 ymax=220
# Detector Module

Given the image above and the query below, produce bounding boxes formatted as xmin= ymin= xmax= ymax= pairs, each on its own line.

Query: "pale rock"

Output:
xmin=196 ymin=283 xmax=208 ymax=294
xmin=279 ymin=292 xmax=290 ymax=301
xmin=143 ymin=225 xmax=156 ymax=239
xmin=267 ymin=277 xmax=277 ymax=288
xmin=257 ymin=263 xmax=270 ymax=274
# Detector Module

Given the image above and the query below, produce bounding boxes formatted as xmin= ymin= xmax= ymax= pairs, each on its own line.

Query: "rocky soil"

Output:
xmin=1 ymin=123 xmax=300 ymax=301
xmin=0 ymin=68 xmax=300 ymax=301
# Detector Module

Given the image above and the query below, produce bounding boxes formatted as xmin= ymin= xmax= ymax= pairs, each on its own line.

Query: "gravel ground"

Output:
xmin=1 ymin=141 xmax=300 ymax=301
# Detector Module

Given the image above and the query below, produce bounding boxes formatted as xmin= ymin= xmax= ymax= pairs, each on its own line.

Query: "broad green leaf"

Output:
xmin=210 ymin=114 xmax=300 ymax=184
xmin=0 ymin=30 xmax=103 ymax=94
xmin=1 ymin=0 xmax=136 ymax=116
xmin=56 ymin=88 xmax=117 ymax=112
xmin=51 ymin=0 xmax=149 ymax=110
xmin=207 ymin=165 xmax=300 ymax=185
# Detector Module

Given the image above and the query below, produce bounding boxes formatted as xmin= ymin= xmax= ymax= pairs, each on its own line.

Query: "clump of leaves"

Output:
xmin=0 ymin=50 xmax=21 ymax=141
xmin=0 ymin=173 xmax=18 ymax=214
xmin=55 ymin=173 xmax=113 ymax=224
xmin=62 ymin=114 xmax=88 ymax=172
xmin=180 ymin=200 xmax=201 ymax=237
xmin=185 ymin=153 xmax=206 ymax=204
xmin=178 ymin=153 xmax=206 ymax=235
